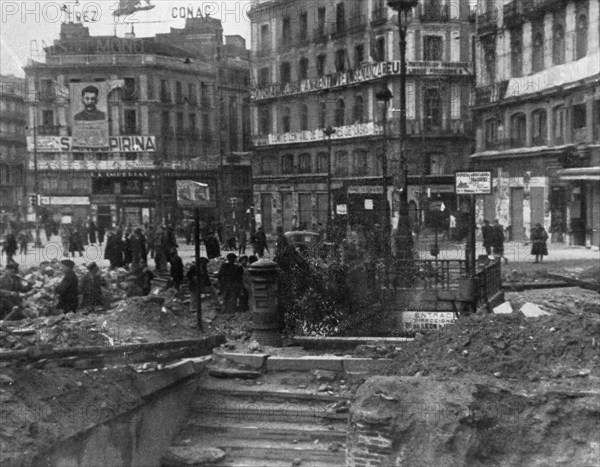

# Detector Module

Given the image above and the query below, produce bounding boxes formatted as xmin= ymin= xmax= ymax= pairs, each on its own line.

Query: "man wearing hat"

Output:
xmin=217 ymin=253 xmax=243 ymax=314
xmin=56 ymin=259 xmax=79 ymax=314
xmin=0 ymin=263 xmax=33 ymax=319
xmin=80 ymin=262 xmax=105 ymax=312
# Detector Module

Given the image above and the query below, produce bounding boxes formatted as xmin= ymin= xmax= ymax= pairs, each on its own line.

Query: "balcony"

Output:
xmin=475 ymin=81 xmax=509 ymax=106
xmin=406 ymin=119 xmax=473 ymax=137
xmin=523 ymin=0 xmax=569 ymax=20
xmin=37 ymin=125 xmax=62 ymax=136
xmin=120 ymin=126 xmax=141 ymax=136
xmin=419 ymin=3 xmax=449 ymax=22
xmin=371 ymin=6 xmax=388 ymax=26
xmin=503 ymin=0 xmax=525 ymax=29
xmin=477 ymin=10 xmax=499 ymax=36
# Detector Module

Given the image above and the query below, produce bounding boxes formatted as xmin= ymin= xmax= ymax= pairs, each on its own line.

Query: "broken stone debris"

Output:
xmin=520 ymin=302 xmax=550 ymax=318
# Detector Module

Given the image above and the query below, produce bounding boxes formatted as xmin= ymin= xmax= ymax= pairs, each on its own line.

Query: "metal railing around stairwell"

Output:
xmin=475 ymin=259 xmax=502 ymax=309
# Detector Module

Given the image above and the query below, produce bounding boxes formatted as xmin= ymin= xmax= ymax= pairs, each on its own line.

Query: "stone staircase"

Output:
xmin=163 ymin=353 xmax=352 ymax=467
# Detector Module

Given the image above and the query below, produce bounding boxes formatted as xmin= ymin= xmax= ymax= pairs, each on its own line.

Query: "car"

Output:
xmin=284 ymin=230 xmax=321 ymax=256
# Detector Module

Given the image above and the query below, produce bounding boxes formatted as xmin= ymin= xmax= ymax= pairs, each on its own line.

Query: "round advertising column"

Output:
xmin=248 ymin=259 xmax=282 ymax=346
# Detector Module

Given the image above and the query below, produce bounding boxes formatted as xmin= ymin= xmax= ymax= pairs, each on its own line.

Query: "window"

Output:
xmin=299 ymin=58 xmax=309 ymax=80
xmin=553 ymin=105 xmax=566 ymax=144
xmin=423 ymin=89 xmax=442 ymax=127
xmin=280 ymin=62 xmax=291 ymax=84
xmin=200 ymin=82 xmax=210 ymax=106
xmin=593 ymin=100 xmax=600 ymax=141
xmin=42 ymin=109 xmax=54 ymax=127
xmin=298 ymin=153 xmax=312 ymax=173
xmin=176 ymin=112 xmax=184 ymax=133
xmin=188 ymin=82 xmax=197 ymax=105
xmin=377 ymin=37 xmax=386 ymax=61
xmin=123 ymin=77 xmax=136 ymax=100
xmin=317 ymin=54 xmax=327 ymax=77
xmin=353 ymin=95 xmax=364 ymax=123
xmin=336 ymin=3 xmax=346 ymax=33
xmin=485 ymin=119 xmax=499 ymax=148
xmin=335 ymin=99 xmax=345 ymax=126
xmin=334 ymin=151 xmax=349 ymax=177
xmin=123 ymin=109 xmax=137 ymax=134
xmin=282 ymin=17 xmax=291 ymax=46
xmin=429 ymin=153 xmax=446 ymax=176
xmin=576 ymin=14 xmax=588 ymax=59
xmin=317 ymin=152 xmax=329 ymax=172
xmin=261 ymin=156 xmax=276 ymax=175
xmin=281 ymin=107 xmax=291 ymax=133
xmin=532 ymin=31 xmax=544 ymax=73
xmin=299 ymin=12 xmax=308 ymax=42
xmin=552 ymin=20 xmax=565 ymax=65
xmin=258 ymin=67 xmax=270 ymax=86
xmin=300 ymin=104 xmax=309 ymax=131
xmin=160 ymin=79 xmax=170 ymax=102
xmin=175 ymin=81 xmax=183 ymax=103
xmin=531 ymin=109 xmax=547 ymax=145
xmin=189 ymin=113 xmax=197 ymax=134
xmin=510 ymin=113 xmax=526 ymax=146
xmin=40 ymin=79 xmax=54 ymax=101
xmin=259 ymin=106 xmax=271 ymax=135
xmin=353 ymin=149 xmax=368 ymax=176
xmin=423 ymin=35 xmax=443 ymax=61
xmin=282 ymin=154 xmax=295 ymax=174
xmin=319 ymin=102 xmax=327 ymax=128
xmin=335 ymin=49 xmax=347 ymax=72
xmin=511 ymin=34 xmax=522 ymax=77
xmin=260 ymin=24 xmax=270 ymax=51
xmin=572 ymin=103 xmax=586 ymax=129
xmin=161 ymin=111 xmax=170 ymax=133
xmin=317 ymin=7 xmax=326 ymax=34
xmin=354 ymin=44 xmax=364 ymax=68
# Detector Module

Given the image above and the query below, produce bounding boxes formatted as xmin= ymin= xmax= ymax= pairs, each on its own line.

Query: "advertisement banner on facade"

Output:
xmin=455 ymin=172 xmax=492 ymax=195
xmin=27 ymin=136 xmax=156 ymax=152
xmin=70 ymin=81 xmax=109 ymax=149
xmin=176 ymin=180 xmax=215 ymax=208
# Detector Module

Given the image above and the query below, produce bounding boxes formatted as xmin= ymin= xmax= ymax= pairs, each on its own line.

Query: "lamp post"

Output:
xmin=376 ymin=87 xmax=393 ymax=251
xmin=32 ymin=104 xmax=42 ymax=248
xmin=388 ymin=0 xmax=418 ymax=260
xmin=324 ymin=126 xmax=336 ymax=241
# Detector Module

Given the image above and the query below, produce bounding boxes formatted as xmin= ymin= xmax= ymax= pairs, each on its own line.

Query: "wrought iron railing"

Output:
xmin=395 ymin=259 xmax=470 ymax=289
xmin=475 ymin=259 xmax=502 ymax=309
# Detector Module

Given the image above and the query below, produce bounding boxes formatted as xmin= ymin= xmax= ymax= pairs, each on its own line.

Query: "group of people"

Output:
xmin=482 ymin=219 xmax=549 ymax=263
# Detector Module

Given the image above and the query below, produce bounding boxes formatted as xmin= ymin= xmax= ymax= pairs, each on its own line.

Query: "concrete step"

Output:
xmin=186 ymin=417 xmax=347 ymax=443
xmin=177 ymin=435 xmax=345 ymax=464
xmin=218 ymin=459 xmax=343 ymax=467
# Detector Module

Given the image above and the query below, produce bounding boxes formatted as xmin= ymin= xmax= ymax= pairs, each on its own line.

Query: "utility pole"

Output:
xmin=32 ymin=104 xmax=41 ymax=248
xmin=376 ymin=87 xmax=393 ymax=250
xmin=324 ymin=126 xmax=336 ymax=241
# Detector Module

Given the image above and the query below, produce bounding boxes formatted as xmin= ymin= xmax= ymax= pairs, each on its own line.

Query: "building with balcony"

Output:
xmin=0 ymin=75 xmax=27 ymax=220
xmin=248 ymin=0 xmax=476 ymax=235
xmin=24 ymin=18 xmax=251 ymax=230
xmin=472 ymin=0 xmax=599 ymax=247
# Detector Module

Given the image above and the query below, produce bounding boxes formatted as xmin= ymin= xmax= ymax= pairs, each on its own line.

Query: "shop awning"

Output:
xmin=557 ymin=167 xmax=600 ymax=181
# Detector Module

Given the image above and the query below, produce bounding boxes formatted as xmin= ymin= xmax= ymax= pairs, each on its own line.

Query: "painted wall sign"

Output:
xmin=455 ymin=171 xmax=492 ymax=195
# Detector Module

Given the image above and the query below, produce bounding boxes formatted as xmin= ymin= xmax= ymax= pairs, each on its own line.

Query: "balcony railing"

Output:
xmin=37 ymin=125 xmax=62 ymax=136
xmin=477 ymin=10 xmax=499 ymax=35
xmin=419 ymin=3 xmax=449 ymax=22
xmin=406 ymin=119 xmax=473 ymax=136
xmin=475 ymin=81 xmax=509 ymax=106
xmin=371 ymin=6 xmax=388 ymax=26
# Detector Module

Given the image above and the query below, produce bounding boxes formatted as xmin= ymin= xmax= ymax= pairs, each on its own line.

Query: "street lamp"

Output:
xmin=324 ymin=125 xmax=336 ymax=241
xmin=376 ymin=87 xmax=393 ymax=251
xmin=388 ymin=0 xmax=419 ymax=260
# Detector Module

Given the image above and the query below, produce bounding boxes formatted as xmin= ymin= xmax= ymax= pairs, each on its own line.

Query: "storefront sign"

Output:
xmin=364 ymin=199 xmax=374 ymax=210
xmin=348 ymin=185 xmax=384 ymax=194
xmin=176 ymin=180 xmax=215 ymax=208
xmin=252 ymin=122 xmax=382 ymax=147
xmin=455 ymin=172 xmax=492 ymax=195
xmin=40 ymin=196 xmax=90 ymax=206
xmin=402 ymin=311 xmax=457 ymax=332
xmin=336 ymin=204 xmax=348 ymax=215
xmin=27 ymin=136 xmax=156 ymax=152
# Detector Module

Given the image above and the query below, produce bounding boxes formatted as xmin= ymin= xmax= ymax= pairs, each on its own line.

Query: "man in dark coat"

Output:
xmin=187 ymin=257 xmax=212 ymax=313
xmin=169 ymin=250 xmax=184 ymax=291
xmin=97 ymin=224 xmax=105 ymax=245
xmin=104 ymin=231 xmax=123 ymax=269
xmin=80 ymin=262 xmax=105 ymax=312
xmin=3 ymin=230 xmax=18 ymax=265
xmin=482 ymin=220 xmax=494 ymax=256
xmin=130 ymin=228 xmax=147 ymax=267
xmin=205 ymin=232 xmax=221 ymax=260
xmin=87 ymin=220 xmax=97 ymax=246
xmin=0 ymin=263 xmax=33 ymax=319
xmin=217 ymin=253 xmax=243 ymax=314
xmin=492 ymin=219 xmax=508 ymax=264
xmin=56 ymin=259 xmax=78 ymax=313
xmin=253 ymin=226 xmax=268 ymax=258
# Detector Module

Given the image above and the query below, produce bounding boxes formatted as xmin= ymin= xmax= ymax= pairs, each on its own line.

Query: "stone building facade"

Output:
xmin=249 ymin=0 xmax=476 ymax=235
xmin=472 ymin=0 xmax=599 ymax=247
xmin=24 ymin=18 xmax=252 ymax=230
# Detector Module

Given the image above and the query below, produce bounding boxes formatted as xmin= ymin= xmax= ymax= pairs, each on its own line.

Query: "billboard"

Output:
xmin=176 ymin=180 xmax=216 ymax=208
xmin=27 ymin=136 xmax=156 ymax=152
xmin=455 ymin=172 xmax=492 ymax=195
xmin=70 ymin=81 xmax=109 ymax=149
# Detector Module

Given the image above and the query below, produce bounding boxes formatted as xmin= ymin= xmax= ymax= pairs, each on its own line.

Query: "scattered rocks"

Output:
xmin=313 ymin=369 xmax=337 ymax=383
xmin=162 ymin=446 xmax=226 ymax=466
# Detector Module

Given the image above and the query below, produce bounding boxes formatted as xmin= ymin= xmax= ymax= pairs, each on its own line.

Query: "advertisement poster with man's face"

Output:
xmin=70 ymin=82 xmax=109 ymax=149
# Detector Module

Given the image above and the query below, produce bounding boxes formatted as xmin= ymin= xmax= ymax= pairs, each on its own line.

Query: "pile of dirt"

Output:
xmin=388 ymin=308 xmax=600 ymax=380
xmin=502 ymin=267 xmax=551 ymax=284
xmin=505 ymin=287 xmax=600 ymax=315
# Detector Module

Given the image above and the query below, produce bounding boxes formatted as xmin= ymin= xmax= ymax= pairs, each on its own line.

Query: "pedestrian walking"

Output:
xmin=17 ymin=229 xmax=29 ymax=256
xmin=253 ymin=226 xmax=268 ymax=258
xmin=492 ymin=219 xmax=508 ymax=264
xmin=238 ymin=227 xmax=247 ymax=255
xmin=55 ymin=259 xmax=78 ymax=314
xmin=80 ymin=262 xmax=105 ymax=312
xmin=2 ymin=229 xmax=17 ymax=265
xmin=482 ymin=220 xmax=494 ymax=256
xmin=205 ymin=232 xmax=221 ymax=260
xmin=530 ymin=223 xmax=549 ymax=263
xmin=217 ymin=253 xmax=243 ymax=314
xmin=87 ymin=220 xmax=97 ymax=246
xmin=123 ymin=230 xmax=133 ymax=269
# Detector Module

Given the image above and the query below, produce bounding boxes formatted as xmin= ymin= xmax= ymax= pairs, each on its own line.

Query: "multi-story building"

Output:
xmin=248 ymin=0 xmax=476 ymax=235
xmin=472 ymin=0 xmax=599 ymax=247
xmin=0 ymin=75 xmax=27 ymax=220
xmin=24 ymin=18 xmax=251 ymax=231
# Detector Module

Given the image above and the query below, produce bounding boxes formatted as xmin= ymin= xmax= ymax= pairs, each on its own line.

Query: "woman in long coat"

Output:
xmin=104 ymin=231 xmax=124 ymax=269
xmin=530 ymin=223 xmax=549 ymax=263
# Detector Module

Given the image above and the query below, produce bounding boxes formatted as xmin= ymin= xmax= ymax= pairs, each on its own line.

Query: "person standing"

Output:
xmin=97 ymin=223 xmax=105 ymax=246
xmin=254 ymin=226 xmax=268 ymax=258
xmin=217 ymin=253 xmax=243 ymax=314
xmin=187 ymin=257 xmax=212 ymax=314
xmin=238 ymin=227 xmax=247 ymax=255
xmin=55 ymin=259 xmax=78 ymax=314
xmin=238 ymin=255 xmax=250 ymax=312
xmin=153 ymin=226 xmax=165 ymax=272
xmin=17 ymin=229 xmax=29 ymax=256
xmin=482 ymin=220 xmax=494 ymax=256
xmin=130 ymin=228 xmax=146 ymax=268
xmin=169 ymin=250 xmax=184 ymax=291
xmin=87 ymin=219 xmax=97 ymax=246
xmin=59 ymin=225 xmax=70 ymax=257
xmin=492 ymin=219 xmax=508 ymax=264
xmin=530 ymin=223 xmax=549 ymax=263
xmin=104 ymin=230 xmax=123 ymax=269
xmin=80 ymin=262 xmax=105 ymax=312
xmin=205 ymin=232 xmax=221 ymax=260
xmin=146 ymin=224 xmax=155 ymax=262
xmin=2 ymin=229 xmax=17 ymax=265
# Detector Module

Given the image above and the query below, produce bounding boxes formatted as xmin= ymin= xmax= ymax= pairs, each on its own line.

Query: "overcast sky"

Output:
xmin=0 ymin=1 xmax=253 ymax=77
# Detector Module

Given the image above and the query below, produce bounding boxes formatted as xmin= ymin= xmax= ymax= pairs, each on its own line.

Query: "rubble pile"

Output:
xmin=502 ymin=268 xmax=551 ymax=284
xmin=506 ymin=287 xmax=600 ymax=315
xmin=389 ymin=307 xmax=600 ymax=380
xmin=0 ymin=314 xmax=111 ymax=350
